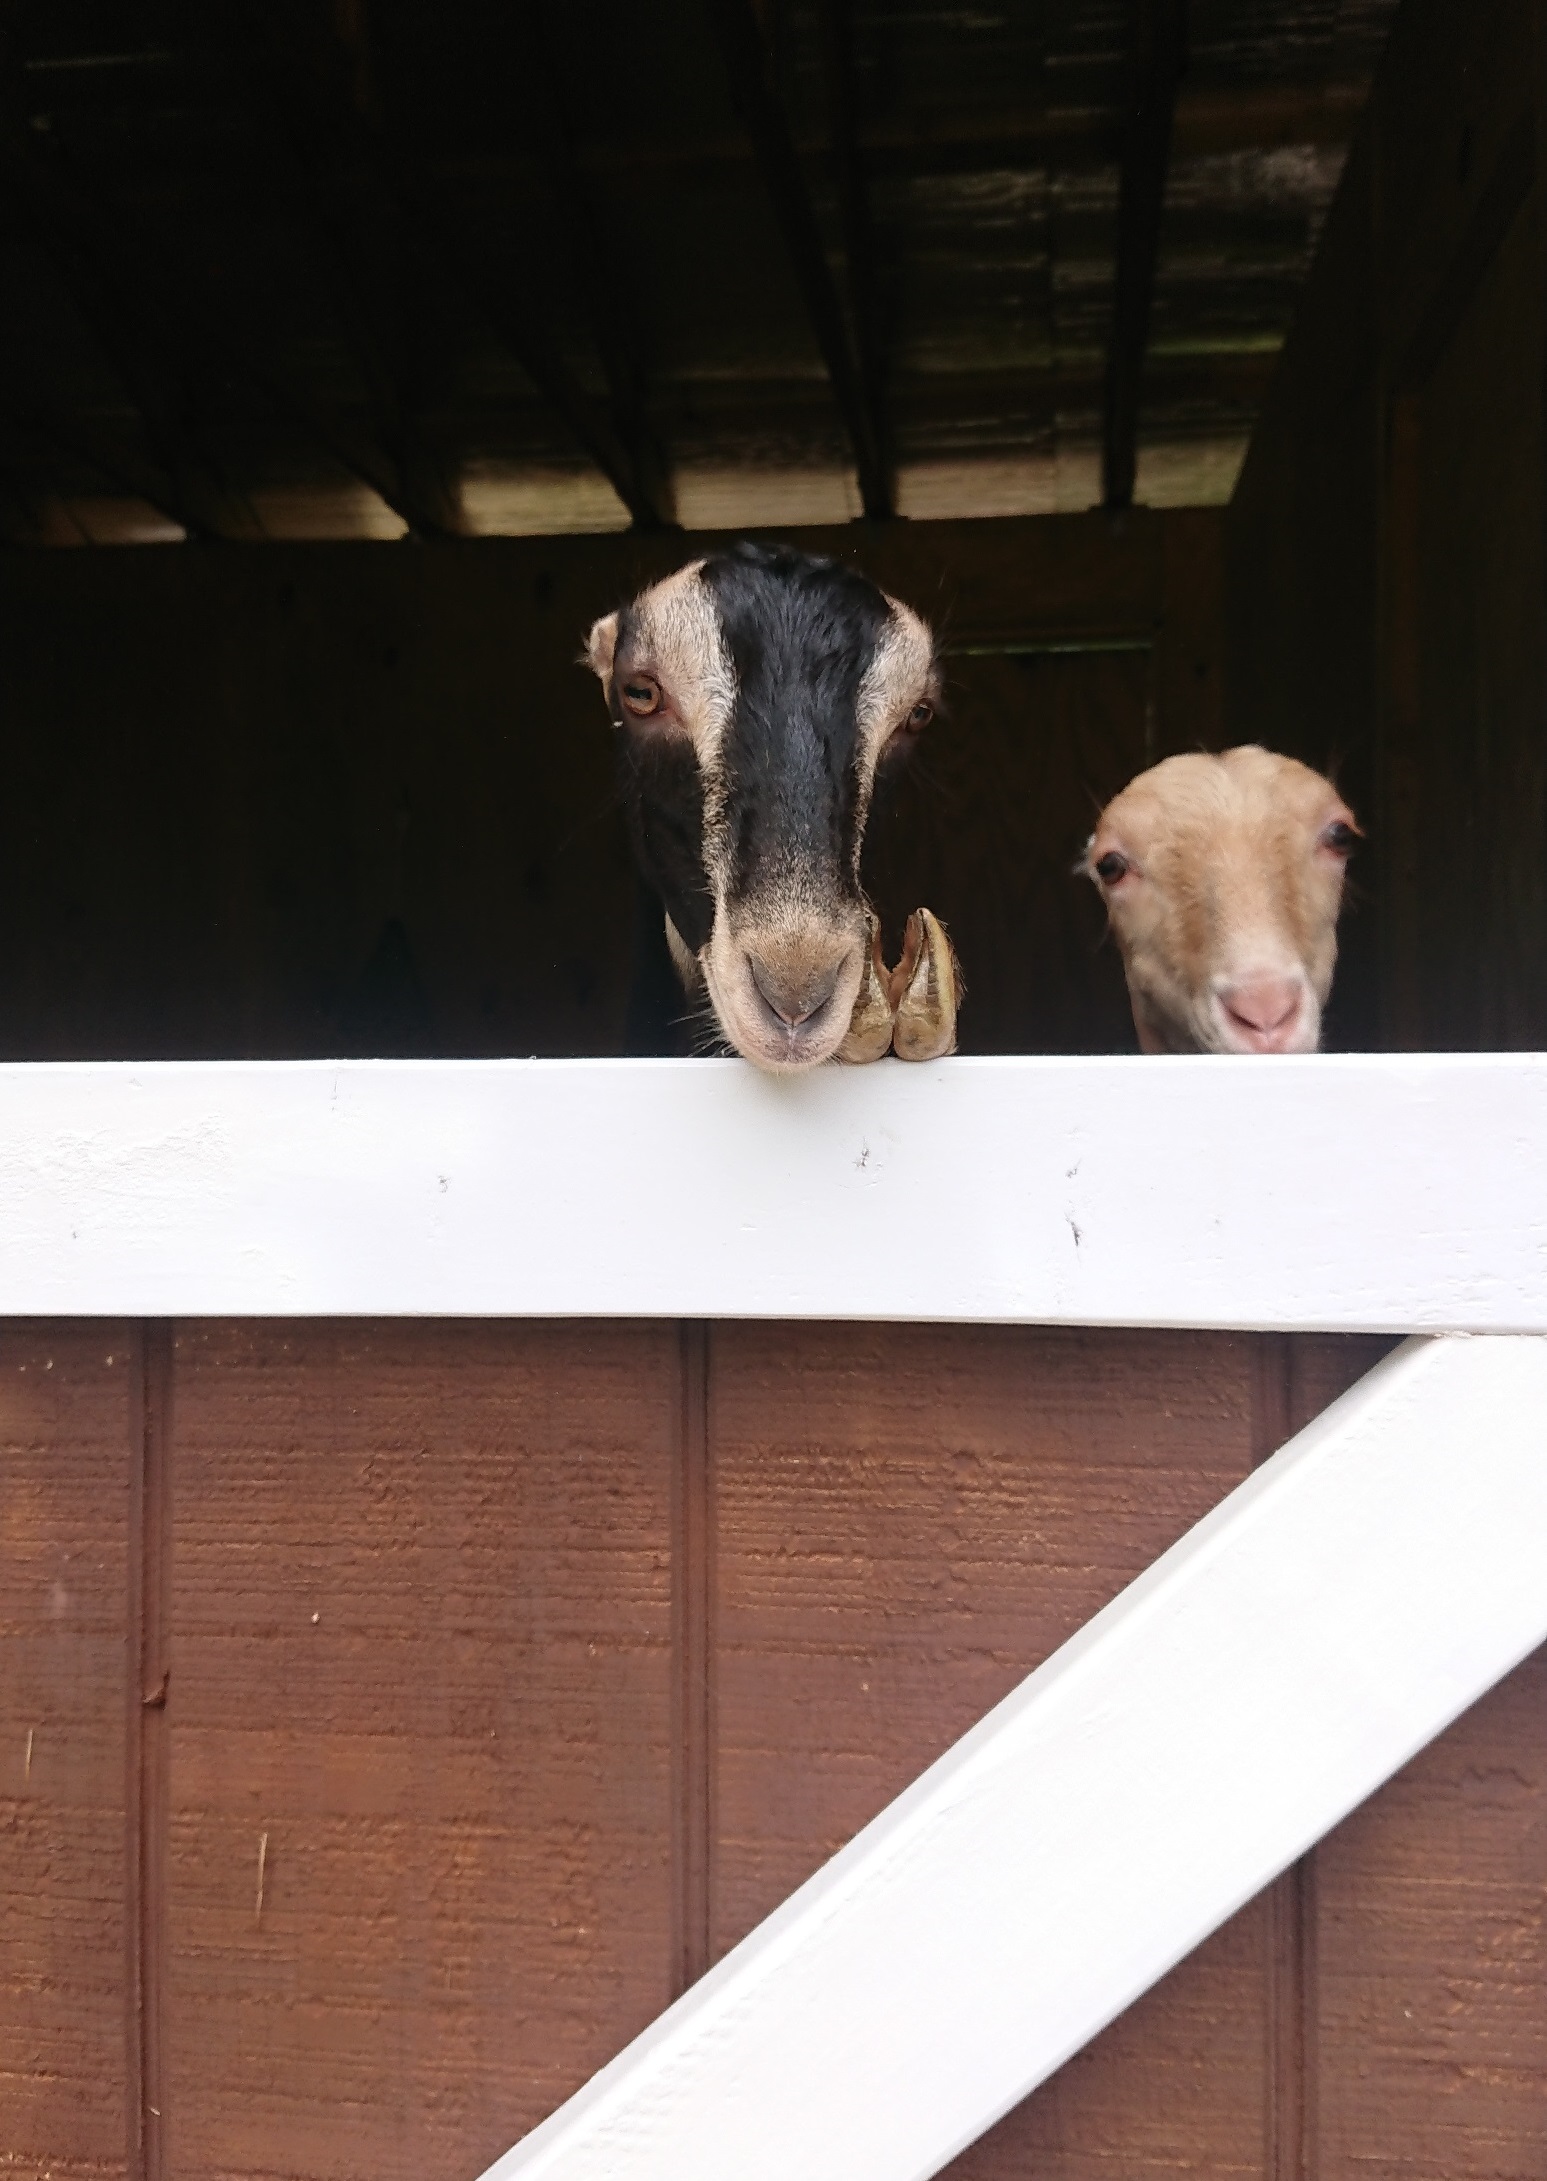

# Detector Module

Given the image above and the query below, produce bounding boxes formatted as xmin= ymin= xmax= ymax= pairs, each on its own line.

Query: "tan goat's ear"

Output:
xmin=584 ymin=611 xmax=620 ymax=691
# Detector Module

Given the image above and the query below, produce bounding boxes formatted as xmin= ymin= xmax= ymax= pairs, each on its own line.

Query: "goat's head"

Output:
xmin=586 ymin=542 xmax=939 ymax=1072
xmin=1080 ymin=746 xmax=1361 ymax=1055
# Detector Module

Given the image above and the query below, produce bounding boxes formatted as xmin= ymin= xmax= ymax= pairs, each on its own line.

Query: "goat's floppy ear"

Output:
xmin=584 ymin=611 xmax=620 ymax=693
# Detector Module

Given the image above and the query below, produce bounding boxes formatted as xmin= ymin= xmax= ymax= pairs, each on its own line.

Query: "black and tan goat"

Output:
xmin=587 ymin=542 xmax=959 ymax=1072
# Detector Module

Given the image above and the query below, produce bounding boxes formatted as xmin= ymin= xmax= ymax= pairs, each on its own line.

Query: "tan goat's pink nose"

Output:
xmin=1219 ymin=974 xmax=1303 ymax=1042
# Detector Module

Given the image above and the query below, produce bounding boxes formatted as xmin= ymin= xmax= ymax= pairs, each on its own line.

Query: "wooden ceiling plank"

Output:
xmin=710 ymin=0 xmax=891 ymax=520
xmin=1103 ymin=0 xmax=1189 ymax=510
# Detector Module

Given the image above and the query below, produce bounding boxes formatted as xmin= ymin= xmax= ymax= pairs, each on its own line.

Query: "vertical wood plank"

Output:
xmin=710 ymin=1322 xmax=1273 ymax=2179
xmin=0 ymin=1324 xmax=135 ymax=2181
xmin=1291 ymin=1336 xmax=1542 ymax=2181
xmin=163 ymin=1321 xmax=676 ymax=2181
xmin=1257 ymin=1337 xmax=1394 ymax=2181
xmin=670 ymin=1322 xmax=713 ymax=1995
xmin=125 ymin=1324 xmax=172 ymax=2181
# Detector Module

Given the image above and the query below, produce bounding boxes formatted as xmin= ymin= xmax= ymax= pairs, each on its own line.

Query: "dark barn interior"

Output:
xmin=3 ymin=11 xmax=1547 ymax=2181
xmin=6 ymin=0 xmax=1514 ymax=1063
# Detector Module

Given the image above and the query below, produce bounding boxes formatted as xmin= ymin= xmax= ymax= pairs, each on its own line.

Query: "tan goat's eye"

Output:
xmin=1093 ymin=851 xmax=1129 ymax=885
xmin=1322 ymin=819 xmax=1360 ymax=855
xmin=621 ymin=676 xmax=662 ymax=716
xmin=906 ymin=701 xmax=933 ymax=731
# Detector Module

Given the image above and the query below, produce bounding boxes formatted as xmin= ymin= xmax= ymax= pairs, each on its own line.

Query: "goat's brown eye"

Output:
xmin=1322 ymin=819 xmax=1359 ymax=855
xmin=621 ymin=676 xmax=662 ymax=717
xmin=906 ymin=701 xmax=933 ymax=731
xmin=1093 ymin=851 xmax=1129 ymax=885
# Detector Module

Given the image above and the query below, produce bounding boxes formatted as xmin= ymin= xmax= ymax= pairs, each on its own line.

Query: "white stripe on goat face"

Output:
xmin=585 ymin=544 xmax=939 ymax=1073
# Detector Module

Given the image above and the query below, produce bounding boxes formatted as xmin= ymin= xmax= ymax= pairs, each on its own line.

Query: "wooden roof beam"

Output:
xmin=710 ymin=0 xmax=891 ymax=520
xmin=5 ymin=149 xmax=456 ymax=541
xmin=818 ymin=0 xmax=890 ymax=512
xmin=244 ymin=2 xmax=672 ymax=532
xmin=541 ymin=79 xmax=1370 ymax=188
xmin=0 ymin=163 xmax=242 ymax=540
xmin=226 ymin=13 xmax=463 ymax=540
xmin=519 ymin=6 xmax=675 ymax=529
xmin=1103 ymin=0 xmax=1188 ymax=511
xmin=0 ymin=373 xmax=195 ymax=537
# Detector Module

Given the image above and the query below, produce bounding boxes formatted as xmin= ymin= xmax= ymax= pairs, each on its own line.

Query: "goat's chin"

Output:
xmin=1140 ymin=1002 xmax=1323 ymax=1055
xmin=1131 ymin=982 xmax=1324 ymax=1055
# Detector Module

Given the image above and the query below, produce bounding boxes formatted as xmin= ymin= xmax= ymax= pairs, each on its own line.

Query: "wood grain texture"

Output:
xmin=1293 ymin=1335 xmax=1541 ymax=2181
xmin=161 ymin=1322 xmax=676 ymax=2181
xmin=0 ymin=1323 xmax=135 ymax=2181
xmin=669 ymin=1323 xmax=713 ymax=1996
xmin=1262 ymin=1336 xmax=1399 ymax=2181
xmin=1317 ymin=1649 xmax=1547 ymax=2180
xmin=709 ymin=1322 xmax=1271 ymax=2178
xmin=2 ymin=1316 xmax=1539 ymax=2181
xmin=126 ymin=1324 xmax=173 ymax=2181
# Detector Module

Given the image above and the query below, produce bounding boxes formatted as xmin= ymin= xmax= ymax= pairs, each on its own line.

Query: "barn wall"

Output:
xmin=1226 ymin=0 xmax=1547 ymax=1051
xmin=0 ymin=510 xmax=1221 ymax=1062
xmin=4 ymin=1321 xmax=1544 ymax=2181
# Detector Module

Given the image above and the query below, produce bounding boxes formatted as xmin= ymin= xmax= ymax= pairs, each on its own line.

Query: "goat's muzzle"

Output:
xmin=705 ymin=917 xmax=868 ymax=1072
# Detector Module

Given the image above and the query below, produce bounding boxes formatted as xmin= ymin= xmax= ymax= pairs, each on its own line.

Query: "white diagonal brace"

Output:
xmin=483 ymin=1333 xmax=1547 ymax=2181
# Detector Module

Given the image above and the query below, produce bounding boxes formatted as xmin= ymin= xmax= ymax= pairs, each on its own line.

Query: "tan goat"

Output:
xmin=1080 ymin=746 xmax=1361 ymax=1054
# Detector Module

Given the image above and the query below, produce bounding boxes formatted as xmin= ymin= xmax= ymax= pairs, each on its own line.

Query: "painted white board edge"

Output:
xmin=480 ymin=1332 xmax=1547 ymax=2181
xmin=0 ymin=1054 xmax=1540 ymax=1327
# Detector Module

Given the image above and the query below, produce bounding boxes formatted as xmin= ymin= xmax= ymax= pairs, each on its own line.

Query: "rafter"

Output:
xmin=222 ymin=11 xmax=461 ymax=539
xmin=709 ymin=0 xmax=890 ymax=520
xmin=1103 ymin=0 xmax=1188 ymax=510
xmin=521 ymin=4 xmax=675 ymax=528
xmin=0 ymin=159 xmax=241 ymax=539
xmin=6 ymin=127 xmax=475 ymax=541
xmin=540 ymin=79 xmax=1369 ymax=188
xmin=237 ymin=2 xmax=671 ymax=533
xmin=0 ymin=369 xmax=194 ymax=537
xmin=818 ymin=0 xmax=890 ymax=511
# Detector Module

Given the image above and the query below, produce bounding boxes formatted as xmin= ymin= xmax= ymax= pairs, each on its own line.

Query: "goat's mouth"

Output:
xmin=703 ymin=928 xmax=867 ymax=1073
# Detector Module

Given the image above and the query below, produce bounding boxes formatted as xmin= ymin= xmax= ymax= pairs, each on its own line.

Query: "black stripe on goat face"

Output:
xmin=584 ymin=544 xmax=938 ymax=1072
xmin=702 ymin=544 xmax=889 ymax=920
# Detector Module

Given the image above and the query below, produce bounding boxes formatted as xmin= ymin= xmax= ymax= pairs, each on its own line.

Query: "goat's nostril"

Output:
xmin=748 ymin=955 xmax=841 ymax=1030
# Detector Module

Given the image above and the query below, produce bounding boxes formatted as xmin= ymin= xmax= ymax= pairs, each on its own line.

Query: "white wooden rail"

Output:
xmin=0 ymin=1052 xmax=1540 ymax=1325
xmin=485 ymin=1332 xmax=1547 ymax=2181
